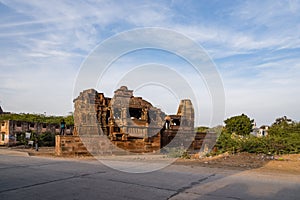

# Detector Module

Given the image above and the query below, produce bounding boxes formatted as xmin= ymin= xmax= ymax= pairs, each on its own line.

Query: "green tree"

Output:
xmin=269 ymin=116 xmax=296 ymax=137
xmin=0 ymin=113 xmax=74 ymax=125
xmin=224 ymin=114 xmax=254 ymax=136
xmin=195 ymin=126 xmax=209 ymax=132
xmin=273 ymin=116 xmax=293 ymax=125
xmin=217 ymin=116 xmax=300 ymax=155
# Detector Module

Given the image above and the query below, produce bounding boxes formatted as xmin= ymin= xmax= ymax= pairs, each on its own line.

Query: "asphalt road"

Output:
xmin=0 ymin=150 xmax=299 ymax=200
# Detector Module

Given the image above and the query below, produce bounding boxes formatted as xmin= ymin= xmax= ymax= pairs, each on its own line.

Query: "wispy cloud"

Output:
xmin=0 ymin=0 xmax=299 ymax=125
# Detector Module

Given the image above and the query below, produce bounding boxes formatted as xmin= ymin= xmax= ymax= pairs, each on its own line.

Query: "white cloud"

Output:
xmin=220 ymin=55 xmax=300 ymax=125
xmin=0 ymin=0 xmax=299 ymax=125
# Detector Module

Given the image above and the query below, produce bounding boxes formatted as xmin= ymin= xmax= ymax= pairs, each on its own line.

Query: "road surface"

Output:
xmin=0 ymin=150 xmax=299 ymax=200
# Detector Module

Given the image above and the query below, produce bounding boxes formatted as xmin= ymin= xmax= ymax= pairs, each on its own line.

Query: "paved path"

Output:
xmin=0 ymin=149 xmax=299 ymax=200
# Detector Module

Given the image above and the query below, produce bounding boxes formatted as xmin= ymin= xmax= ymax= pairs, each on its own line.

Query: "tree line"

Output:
xmin=0 ymin=113 xmax=74 ymax=125
xmin=216 ymin=114 xmax=300 ymax=155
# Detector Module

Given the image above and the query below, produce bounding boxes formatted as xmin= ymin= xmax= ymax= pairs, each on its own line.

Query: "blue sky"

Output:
xmin=0 ymin=0 xmax=300 ymax=126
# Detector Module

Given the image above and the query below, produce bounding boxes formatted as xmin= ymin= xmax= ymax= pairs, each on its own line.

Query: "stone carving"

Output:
xmin=73 ymin=86 xmax=195 ymax=153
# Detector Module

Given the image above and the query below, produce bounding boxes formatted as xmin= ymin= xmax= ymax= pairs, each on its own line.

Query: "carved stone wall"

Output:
xmin=56 ymin=86 xmax=200 ymax=156
xmin=73 ymin=86 xmax=164 ymax=137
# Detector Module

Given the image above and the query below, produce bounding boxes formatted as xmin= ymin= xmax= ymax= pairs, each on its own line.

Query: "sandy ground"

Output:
xmin=175 ymin=152 xmax=300 ymax=175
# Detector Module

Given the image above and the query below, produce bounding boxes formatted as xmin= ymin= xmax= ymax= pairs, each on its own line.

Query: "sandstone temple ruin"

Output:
xmin=56 ymin=86 xmax=206 ymax=156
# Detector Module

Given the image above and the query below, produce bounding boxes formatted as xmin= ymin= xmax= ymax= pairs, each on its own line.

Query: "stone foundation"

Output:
xmin=55 ymin=135 xmax=90 ymax=156
xmin=55 ymin=134 xmax=162 ymax=156
xmin=55 ymin=131 xmax=208 ymax=156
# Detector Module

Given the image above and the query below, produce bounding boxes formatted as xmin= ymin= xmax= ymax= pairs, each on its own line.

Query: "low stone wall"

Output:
xmin=190 ymin=132 xmax=207 ymax=150
xmin=114 ymin=136 xmax=161 ymax=153
xmin=55 ymin=132 xmax=209 ymax=156
xmin=55 ymin=135 xmax=161 ymax=156
xmin=55 ymin=135 xmax=90 ymax=156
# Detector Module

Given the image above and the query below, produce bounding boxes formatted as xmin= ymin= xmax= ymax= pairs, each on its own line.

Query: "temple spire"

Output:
xmin=0 ymin=105 xmax=3 ymax=114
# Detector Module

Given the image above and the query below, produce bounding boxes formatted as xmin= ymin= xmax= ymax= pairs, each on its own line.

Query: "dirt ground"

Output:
xmin=175 ymin=152 xmax=300 ymax=175
xmin=4 ymin=147 xmax=300 ymax=174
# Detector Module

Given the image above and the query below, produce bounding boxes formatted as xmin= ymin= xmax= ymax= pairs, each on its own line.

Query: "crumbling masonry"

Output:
xmin=56 ymin=86 xmax=205 ymax=156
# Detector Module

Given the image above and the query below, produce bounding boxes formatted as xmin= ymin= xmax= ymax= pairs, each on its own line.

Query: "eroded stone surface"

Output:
xmin=57 ymin=86 xmax=200 ymax=156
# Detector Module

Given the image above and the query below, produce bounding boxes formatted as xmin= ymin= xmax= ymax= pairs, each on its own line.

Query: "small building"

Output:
xmin=251 ymin=124 xmax=269 ymax=137
xmin=0 ymin=120 xmax=73 ymax=146
xmin=0 ymin=120 xmax=12 ymax=146
xmin=258 ymin=125 xmax=269 ymax=137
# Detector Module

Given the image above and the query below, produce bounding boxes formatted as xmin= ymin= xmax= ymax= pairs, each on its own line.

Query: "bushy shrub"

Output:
xmin=216 ymin=131 xmax=300 ymax=155
xmin=39 ymin=132 xmax=55 ymax=146
xmin=164 ymin=147 xmax=191 ymax=159
xmin=216 ymin=117 xmax=300 ymax=155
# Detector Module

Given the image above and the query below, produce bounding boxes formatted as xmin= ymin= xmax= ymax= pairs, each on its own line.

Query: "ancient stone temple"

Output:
xmin=75 ymin=86 xmax=195 ymax=152
xmin=74 ymin=86 xmax=164 ymax=139
xmin=56 ymin=86 xmax=196 ymax=156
